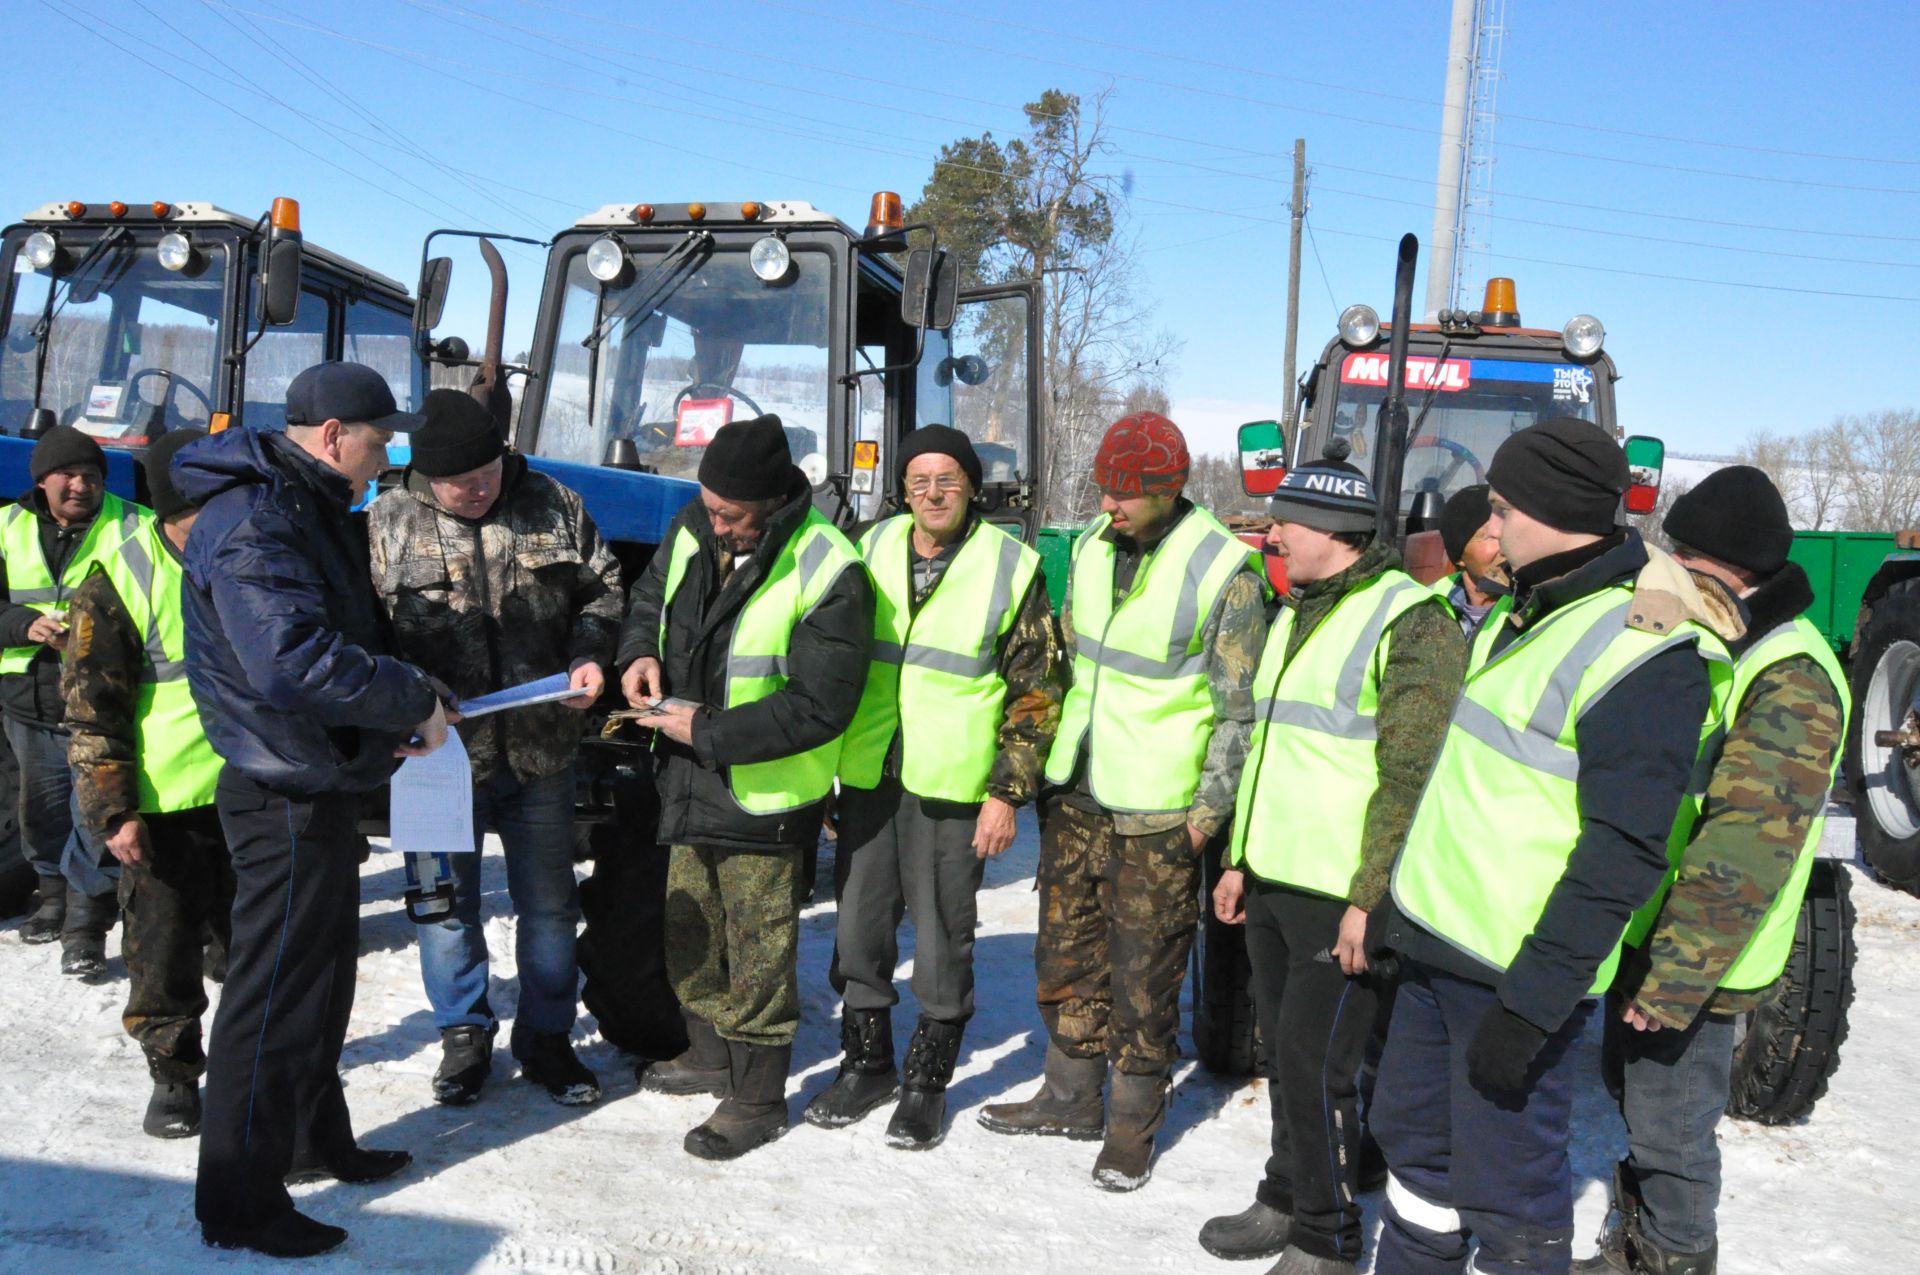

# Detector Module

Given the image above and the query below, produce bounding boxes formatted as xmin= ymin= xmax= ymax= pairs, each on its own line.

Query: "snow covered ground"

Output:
xmin=2 ymin=813 xmax=1917 ymax=1273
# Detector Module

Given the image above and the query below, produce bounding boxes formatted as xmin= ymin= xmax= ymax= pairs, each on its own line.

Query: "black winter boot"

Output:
xmin=59 ymin=889 xmax=116 ymax=980
xmin=433 ymin=1024 xmax=495 ymax=1105
xmin=640 ymin=1011 xmax=732 ymax=1097
xmin=520 ymin=1032 xmax=601 ymax=1106
xmin=144 ymin=1078 xmax=202 ymax=1139
xmin=1263 ymin=1245 xmax=1358 ymax=1275
xmin=203 ymin=1209 xmax=347 ymax=1258
xmin=978 ymin=1042 xmax=1106 ymax=1140
xmin=1091 ymin=1069 xmax=1169 ymax=1192
xmin=1198 ymin=1200 xmax=1294 ymax=1261
xmin=21 ymin=875 xmax=65 ymax=944
xmin=885 ymin=1017 xmax=964 ymax=1149
xmin=684 ymin=1040 xmax=791 ymax=1161
xmin=803 ymin=1007 xmax=898 ymax=1129
xmin=285 ymin=1145 xmax=412 ymax=1186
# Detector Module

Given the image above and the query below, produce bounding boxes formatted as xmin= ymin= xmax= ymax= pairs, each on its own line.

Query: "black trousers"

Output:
xmin=1244 ymin=879 xmax=1379 ymax=1263
xmin=195 ymin=772 xmax=363 ymax=1232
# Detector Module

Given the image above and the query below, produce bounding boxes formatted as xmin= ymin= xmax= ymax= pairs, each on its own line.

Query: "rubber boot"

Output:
xmin=144 ymin=1078 xmax=202 ymax=1139
xmin=684 ymin=1040 xmax=791 ymax=1161
xmin=21 ymin=875 xmax=65 ymax=944
xmin=640 ymin=1011 xmax=732 ymax=1097
xmin=1198 ymin=1200 xmax=1294 ymax=1261
xmin=1264 ymin=1246 xmax=1359 ymax=1275
xmin=59 ymin=889 xmax=115 ymax=981
xmin=1091 ymin=1069 xmax=1169 ymax=1192
xmin=977 ymin=1042 xmax=1105 ymax=1140
xmin=803 ymin=1007 xmax=898 ymax=1129
xmin=885 ymin=1017 xmax=964 ymax=1149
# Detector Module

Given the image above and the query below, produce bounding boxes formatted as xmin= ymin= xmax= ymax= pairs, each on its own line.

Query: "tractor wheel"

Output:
xmin=1847 ymin=580 xmax=1920 ymax=894
xmin=577 ymin=763 xmax=688 ymax=1062
xmin=1725 ymin=859 xmax=1855 ymax=1124
xmin=0 ymin=733 xmax=27 ymax=920
xmin=1192 ymin=851 xmax=1257 ymax=1077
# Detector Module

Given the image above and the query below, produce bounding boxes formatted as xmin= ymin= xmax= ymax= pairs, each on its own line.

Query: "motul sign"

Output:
xmin=1340 ymin=352 xmax=1471 ymax=391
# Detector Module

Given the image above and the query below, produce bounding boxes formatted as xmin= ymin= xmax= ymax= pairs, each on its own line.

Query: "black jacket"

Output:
xmin=174 ymin=429 xmax=437 ymax=797
xmin=616 ymin=475 xmax=874 ymax=851
xmin=1379 ymin=530 xmax=1712 ymax=1032
xmin=0 ymin=491 xmax=123 ymax=728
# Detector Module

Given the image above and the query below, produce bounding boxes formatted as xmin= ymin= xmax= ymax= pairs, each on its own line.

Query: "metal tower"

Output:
xmin=1424 ymin=0 xmax=1506 ymax=318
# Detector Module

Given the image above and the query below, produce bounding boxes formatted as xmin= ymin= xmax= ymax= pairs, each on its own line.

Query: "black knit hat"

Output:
xmin=144 ymin=428 xmax=207 ymax=521
xmin=1486 ymin=417 xmax=1628 ymax=536
xmin=1663 ymin=465 xmax=1793 ymax=576
xmin=1267 ymin=438 xmax=1376 ymax=534
xmin=29 ymin=424 xmax=106 ymax=481
xmin=898 ymin=424 xmax=983 ymax=491
xmin=698 ymin=414 xmax=794 ymax=502
xmin=1439 ymin=484 xmax=1493 ymax=564
xmin=410 ymin=389 xmax=505 ymax=478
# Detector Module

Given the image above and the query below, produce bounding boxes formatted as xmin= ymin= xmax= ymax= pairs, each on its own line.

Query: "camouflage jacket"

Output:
xmin=61 ymin=563 xmax=162 ymax=840
xmin=1621 ymin=562 xmax=1844 ymax=1028
xmin=369 ymin=456 xmax=623 ymax=784
xmin=1058 ymin=501 xmax=1268 ymax=837
xmin=1271 ymin=538 xmax=1465 ymax=909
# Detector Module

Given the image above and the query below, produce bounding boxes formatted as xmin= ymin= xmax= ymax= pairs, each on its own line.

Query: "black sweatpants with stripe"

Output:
xmin=1244 ymin=878 xmax=1381 ymax=1263
xmin=195 ymin=771 xmax=362 ymax=1232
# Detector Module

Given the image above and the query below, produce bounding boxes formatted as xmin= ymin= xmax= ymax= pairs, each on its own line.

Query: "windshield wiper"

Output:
xmin=26 ymin=227 xmax=134 ymax=420
xmin=582 ymin=230 xmax=713 ymax=353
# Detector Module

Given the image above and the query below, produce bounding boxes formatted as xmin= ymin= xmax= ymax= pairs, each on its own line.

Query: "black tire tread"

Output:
xmin=1845 ymin=581 xmax=1920 ymax=896
xmin=1192 ymin=852 xmax=1258 ymax=1076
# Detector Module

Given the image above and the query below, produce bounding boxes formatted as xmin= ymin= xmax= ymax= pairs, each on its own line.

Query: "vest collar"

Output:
xmin=1510 ymin=529 xmax=1641 ymax=628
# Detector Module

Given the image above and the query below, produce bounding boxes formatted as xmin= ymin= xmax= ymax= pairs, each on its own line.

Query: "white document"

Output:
xmin=454 ymin=672 xmax=592 ymax=720
xmin=389 ymin=726 xmax=476 ymax=854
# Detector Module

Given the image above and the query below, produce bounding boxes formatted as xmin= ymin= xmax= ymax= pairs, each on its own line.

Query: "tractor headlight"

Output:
xmin=585 ymin=235 xmax=628 ymax=284
xmin=1339 ymin=303 xmax=1380 ymax=347
xmin=23 ymin=231 xmax=58 ymax=271
xmin=749 ymin=235 xmax=792 ymax=283
xmin=157 ymin=231 xmax=194 ymax=273
xmin=1562 ymin=314 xmax=1605 ymax=359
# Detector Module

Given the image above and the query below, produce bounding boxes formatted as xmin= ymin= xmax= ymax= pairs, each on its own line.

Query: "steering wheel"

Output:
xmin=1407 ymin=435 xmax=1486 ymax=490
xmin=126 ymin=367 xmax=214 ymax=427
xmin=669 ymin=381 xmax=764 ymax=419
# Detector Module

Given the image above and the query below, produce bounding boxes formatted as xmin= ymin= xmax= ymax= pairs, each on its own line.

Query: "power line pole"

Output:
xmin=1283 ymin=137 xmax=1306 ymax=431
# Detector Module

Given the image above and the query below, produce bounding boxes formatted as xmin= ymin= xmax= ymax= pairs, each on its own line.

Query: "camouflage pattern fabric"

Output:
xmin=664 ymin=842 xmax=802 ymax=1046
xmin=62 ymin=568 xmax=143 ymax=841
xmin=1034 ymin=799 xmax=1200 ymax=1076
xmin=1623 ymin=653 xmax=1845 ymax=1028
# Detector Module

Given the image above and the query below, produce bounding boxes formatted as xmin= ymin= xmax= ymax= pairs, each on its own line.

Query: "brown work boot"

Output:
xmin=977 ymin=1042 xmax=1105 ymax=1140
xmin=684 ymin=1040 xmax=791 ymax=1161
xmin=639 ymin=1011 xmax=731 ymax=1097
xmin=1091 ymin=1069 xmax=1169 ymax=1192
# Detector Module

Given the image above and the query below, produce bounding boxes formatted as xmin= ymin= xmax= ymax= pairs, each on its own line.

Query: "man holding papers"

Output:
xmin=370 ymin=388 xmax=623 ymax=1109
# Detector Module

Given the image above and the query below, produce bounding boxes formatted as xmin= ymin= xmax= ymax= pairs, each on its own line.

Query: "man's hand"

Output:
xmin=1187 ymin=823 xmax=1210 ymax=854
xmin=1622 ymin=1002 xmax=1663 ymax=1033
xmin=1332 ymin=904 xmax=1370 ymax=976
xmin=648 ymin=700 xmax=697 ymax=746
xmin=973 ymin=796 xmax=1017 ymax=859
xmin=567 ymin=658 xmax=605 ymax=710
xmin=1213 ymin=867 xmax=1247 ymax=925
xmin=397 ymin=698 xmax=450 ymax=757
xmin=27 ymin=613 xmax=68 ymax=649
xmin=104 ymin=814 xmax=152 ymax=868
xmin=621 ymin=656 xmax=664 ymax=706
xmin=1466 ymin=1004 xmax=1549 ymax=1098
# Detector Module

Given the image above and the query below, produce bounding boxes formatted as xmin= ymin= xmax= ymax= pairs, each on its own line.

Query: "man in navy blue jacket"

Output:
xmin=174 ymin=362 xmax=448 ymax=1259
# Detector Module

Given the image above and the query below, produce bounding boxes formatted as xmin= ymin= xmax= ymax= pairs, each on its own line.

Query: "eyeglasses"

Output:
xmin=905 ymin=475 xmax=968 ymax=497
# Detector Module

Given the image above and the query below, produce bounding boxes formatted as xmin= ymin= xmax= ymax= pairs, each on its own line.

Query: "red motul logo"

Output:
xmin=1340 ymin=353 xmax=1471 ymax=391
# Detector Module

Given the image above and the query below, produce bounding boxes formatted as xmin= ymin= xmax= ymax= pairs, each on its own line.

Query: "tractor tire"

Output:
xmin=577 ymin=763 xmax=689 ymax=1062
xmin=0 ymin=733 xmax=27 ymax=920
xmin=1725 ymin=859 xmax=1855 ymax=1124
xmin=1847 ymin=580 xmax=1920 ymax=895
xmin=1192 ymin=850 xmax=1257 ymax=1077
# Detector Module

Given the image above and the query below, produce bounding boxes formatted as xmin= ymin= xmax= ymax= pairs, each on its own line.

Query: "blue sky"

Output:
xmin=9 ymin=0 xmax=1917 ymax=459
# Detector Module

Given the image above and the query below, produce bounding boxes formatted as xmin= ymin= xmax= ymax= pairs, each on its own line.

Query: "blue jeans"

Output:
xmin=1602 ymin=992 xmax=1735 ymax=1255
xmin=1371 ymin=962 xmax=1593 ymax=1275
xmin=4 ymin=714 xmax=115 ymax=898
xmin=415 ymin=767 xmax=580 ymax=1057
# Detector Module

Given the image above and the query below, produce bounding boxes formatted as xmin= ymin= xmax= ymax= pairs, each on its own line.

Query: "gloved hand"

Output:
xmin=1466 ymin=1003 xmax=1549 ymax=1098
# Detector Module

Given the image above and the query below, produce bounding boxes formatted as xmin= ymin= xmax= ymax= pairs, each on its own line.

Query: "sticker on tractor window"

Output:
xmin=1552 ymin=366 xmax=1595 ymax=404
xmin=674 ymin=397 xmax=733 ymax=446
xmin=1340 ymin=353 xmax=1470 ymax=392
xmin=86 ymin=384 xmax=125 ymax=417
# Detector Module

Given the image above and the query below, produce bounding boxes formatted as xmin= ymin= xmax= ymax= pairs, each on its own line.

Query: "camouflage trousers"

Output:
xmin=119 ymin=805 xmax=235 ymax=1083
xmin=664 ymin=843 xmax=801 ymax=1047
xmin=1034 ymin=801 xmax=1201 ymax=1076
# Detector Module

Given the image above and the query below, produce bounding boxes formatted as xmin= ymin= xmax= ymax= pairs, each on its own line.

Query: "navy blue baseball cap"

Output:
xmin=284 ymin=361 xmax=421 ymax=431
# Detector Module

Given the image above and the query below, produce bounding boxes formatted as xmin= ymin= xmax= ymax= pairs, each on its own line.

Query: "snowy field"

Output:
xmin=2 ymin=813 xmax=1917 ymax=1273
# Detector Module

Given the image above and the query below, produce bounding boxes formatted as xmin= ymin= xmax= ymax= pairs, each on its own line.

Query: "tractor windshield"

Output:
xmin=0 ymin=233 xmax=226 ymax=442
xmin=1327 ymin=348 xmax=1604 ymax=509
xmin=538 ymin=241 xmax=832 ymax=481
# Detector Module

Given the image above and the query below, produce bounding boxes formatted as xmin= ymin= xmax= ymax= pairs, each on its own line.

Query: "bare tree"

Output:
xmin=1836 ymin=409 xmax=1920 ymax=531
xmin=1629 ymin=478 xmax=1693 ymax=549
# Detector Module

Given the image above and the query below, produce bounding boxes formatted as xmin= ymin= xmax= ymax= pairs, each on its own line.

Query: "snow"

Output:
xmin=3 ymin=814 xmax=1918 ymax=1272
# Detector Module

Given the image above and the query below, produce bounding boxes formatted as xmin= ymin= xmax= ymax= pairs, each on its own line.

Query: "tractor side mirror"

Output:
xmin=1238 ymin=420 xmax=1289 ymax=497
xmin=1623 ymin=435 xmax=1666 ymax=515
xmin=416 ymin=256 xmax=452 ymax=334
xmin=258 ymin=198 xmax=304 ymax=328
xmin=901 ymin=248 xmax=959 ymax=330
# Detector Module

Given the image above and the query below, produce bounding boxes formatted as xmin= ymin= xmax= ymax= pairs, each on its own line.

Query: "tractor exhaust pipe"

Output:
xmin=470 ymin=237 xmax=512 ymax=435
xmin=1374 ymin=233 xmax=1419 ymax=534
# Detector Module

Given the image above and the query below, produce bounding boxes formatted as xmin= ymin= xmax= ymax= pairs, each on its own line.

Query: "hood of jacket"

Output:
xmin=172 ymin=427 xmax=354 ymax=514
xmin=1629 ymin=542 xmax=1748 ymax=645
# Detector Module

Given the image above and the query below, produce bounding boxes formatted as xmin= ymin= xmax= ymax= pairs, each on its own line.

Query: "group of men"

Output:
xmin=1 ymin=355 xmax=1844 ymax=1275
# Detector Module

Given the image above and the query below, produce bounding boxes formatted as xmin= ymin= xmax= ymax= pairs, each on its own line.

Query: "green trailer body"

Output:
xmin=1789 ymin=530 xmax=1906 ymax=655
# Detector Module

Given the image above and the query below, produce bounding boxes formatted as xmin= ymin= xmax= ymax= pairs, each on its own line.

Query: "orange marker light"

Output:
xmin=65 ymin=201 xmax=86 ymax=219
xmin=866 ymin=191 xmax=904 ymax=237
xmin=108 ymin=201 xmax=128 ymax=218
xmin=687 ymin=202 xmax=707 ymax=221
xmin=150 ymin=201 xmax=172 ymax=218
xmin=853 ymin=440 xmax=879 ymax=470
xmin=741 ymin=200 xmax=762 ymax=221
xmin=631 ymin=204 xmax=656 ymax=223
xmin=208 ymin=412 xmax=232 ymax=435
xmin=1481 ymin=277 xmax=1519 ymax=326
xmin=270 ymin=197 xmax=301 ymax=233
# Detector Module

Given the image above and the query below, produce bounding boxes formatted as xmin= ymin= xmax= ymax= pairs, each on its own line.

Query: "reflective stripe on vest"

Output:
xmin=1042 ymin=507 xmax=1256 ymax=815
xmin=1229 ymin=571 xmax=1433 ymax=896
xmin=0 ymin=493 xmax=144 ymax=674
xmin=839 ymin=515 xmax=1039 ymax=803
xmin=657 ymin=508 xmax=862 ymax=815
xmin=96 ymin=520 xmax=223 ymax=813
xmin=1625 ymin=616 xmax=1850 ymax=991
xmin=1391 ymin=584 xmax=1733 ymax=994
